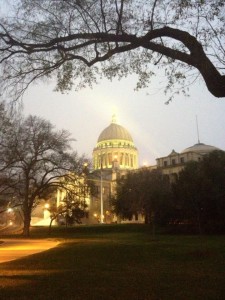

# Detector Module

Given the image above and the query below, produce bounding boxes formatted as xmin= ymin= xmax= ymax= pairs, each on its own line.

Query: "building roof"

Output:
xmin=97 ymin=116 xmax=133 ymax=142
xmin=168 ymin=149 xmax=178 ymax=156
xmin=181 ymin=143 xmax=220 ymax=154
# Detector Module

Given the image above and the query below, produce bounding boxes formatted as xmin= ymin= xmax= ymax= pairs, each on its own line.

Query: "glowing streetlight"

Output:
xmin=44 ymin=203 xmax=50 ymax=209
xmin=143 ymin=161 xmax=148 ymax=167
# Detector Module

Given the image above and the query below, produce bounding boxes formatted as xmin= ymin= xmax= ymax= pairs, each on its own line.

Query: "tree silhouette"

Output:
xmin=0 ymin=114 xmax=85 ymax=236
xmin=0 ymin=0 xmax=224 ymax=101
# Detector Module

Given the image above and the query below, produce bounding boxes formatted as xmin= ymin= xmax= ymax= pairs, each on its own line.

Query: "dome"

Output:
xmin=181 ymin=143 xmax=220 ymax=154
xmin=97 ymin=117 xmax=133 ymax=142
xmin=93 ymin=115 xmax=138 ymax=171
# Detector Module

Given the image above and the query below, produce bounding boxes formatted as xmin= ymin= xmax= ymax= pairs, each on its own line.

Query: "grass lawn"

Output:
xmin=0 ymin=224 xmax=225 ymax=300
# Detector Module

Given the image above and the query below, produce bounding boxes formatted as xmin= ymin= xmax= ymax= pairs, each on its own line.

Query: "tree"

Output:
xmin=114 ymin=168 xmax=171 ymax=232
xmin=2 ymin=114 xmax=85 ymax=236
xmin=114 ymin=171 xmax=140 ymax=220
xmin=48 ymin=171 xmax=92 ymax=234
xmin=172 ymin=150 xmax=225 ymax=233
xmin=0 ymin=101 xmax=20 ymax=197
xmin=171 ymin=161 xmax=205 ymax=233
xmin=48 ymin=194 xmax=87 ymax=235
xmin=0 ymin=1 xmax=224 ymax=101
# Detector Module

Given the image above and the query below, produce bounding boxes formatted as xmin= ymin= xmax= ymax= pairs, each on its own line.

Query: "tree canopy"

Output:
xmin=0 ymin=109 xmax=86 ymax=236
xmin=0 ymin=0 xmax=225 ymax=101
xmin=172 ymin=150 xmax=225 ymax=233
xmin=114 ymin=150 xmax=225 ymax=234
xmin=114 ymin=168 xmax=171 ymax=226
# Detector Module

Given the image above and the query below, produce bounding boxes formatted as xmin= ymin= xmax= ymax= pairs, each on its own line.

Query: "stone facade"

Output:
xmin=156 ymin=143 xmax=221 ymax=181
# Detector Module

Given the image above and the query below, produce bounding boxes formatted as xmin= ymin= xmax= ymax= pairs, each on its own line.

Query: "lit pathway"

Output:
xmin=0 ymin=239 xmax=60 ymax=263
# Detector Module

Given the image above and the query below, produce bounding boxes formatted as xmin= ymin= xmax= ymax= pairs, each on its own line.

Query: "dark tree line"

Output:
xmin=114 ymin=150 xmax=225 ymax=234
xmin=114 ymin=168 xmax=172 ymax=229
xmin=172 ymin=150 xmax=225 ymax=234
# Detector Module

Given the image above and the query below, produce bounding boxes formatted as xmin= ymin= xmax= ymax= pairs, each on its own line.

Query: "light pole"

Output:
xmin=100 ymin=166 xmax=104 ymax=223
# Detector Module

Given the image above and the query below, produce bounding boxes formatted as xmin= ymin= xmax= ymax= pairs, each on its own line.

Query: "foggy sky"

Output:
xmin=23 ymin=75 xmax=225 ymax=167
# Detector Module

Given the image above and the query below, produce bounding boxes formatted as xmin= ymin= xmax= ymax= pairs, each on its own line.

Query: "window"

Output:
xmin=164 ymin=161 xmax=168 ymax=167
xmin=102 ymin=154 xmax=106 ymax=167
xmin=98 ymin=156 xmax=102 ymax=168
xmin=120 ymin=153 xmax=124 ymax=165
xmin=172 ymin=159 xmax=176 ymax=165
xmin=108 ymin=153 xmax=112 ymax=165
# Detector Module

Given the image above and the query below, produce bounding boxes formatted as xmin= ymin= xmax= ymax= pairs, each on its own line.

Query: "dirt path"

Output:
xmin=0 ymin=239 xmax=60 ymax=263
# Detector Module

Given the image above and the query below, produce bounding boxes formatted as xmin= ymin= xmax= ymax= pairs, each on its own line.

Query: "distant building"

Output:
xmin=156 ymin=143 xmax=221 ymax=181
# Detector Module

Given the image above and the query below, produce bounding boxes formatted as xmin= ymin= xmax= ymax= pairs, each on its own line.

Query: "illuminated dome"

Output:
xmin=181 ymin=143 xmax=220 ymax=154
xmin=98 ymin=123 xmax=133 ymax=143
xmin=93 ymin=115 xmax=138 ymax=171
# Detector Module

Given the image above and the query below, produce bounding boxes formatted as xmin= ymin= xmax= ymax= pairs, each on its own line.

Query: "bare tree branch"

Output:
xmin=0 ymin=0 xmax=224 ymax=99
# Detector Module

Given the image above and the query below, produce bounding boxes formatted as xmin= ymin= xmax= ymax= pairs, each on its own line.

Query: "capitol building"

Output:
xmin=32 ymin=114 xmax=222 ymax=225
xmin=89 ymin=115 xmax=139 ymax=223
xmin=89 ymin=115 xmax=222 ymax=223
xmin=88 ymin=115 xmax=221 ymax=223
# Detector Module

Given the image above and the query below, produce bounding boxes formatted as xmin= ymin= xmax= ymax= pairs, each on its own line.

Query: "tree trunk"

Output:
xmin=23 ymin=215 xmax=31 ymax=237
xmin=48 ymin=216 xmax=56 ymax=236
xmin=22 ymin=206 xmax=32 ymax=237
xmin=151 ymin=212 xmax=156 ymax=238
xmin=144 ymin=211 xmax=151 ymax=224
xmin=143 ymin=27 xmax=225 ymax=98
